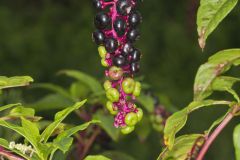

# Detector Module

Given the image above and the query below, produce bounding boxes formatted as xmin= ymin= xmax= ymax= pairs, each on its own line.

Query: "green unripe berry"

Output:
xmin=153 ymin=123 xmax=164 ymax=132
xmin=122 ymin=78 xmax=135 ymax=94
xmin=121 ymin=126 xmax=135 ymax=134
xmin=101 ymin=59 xmax=109 ymax=67
xmin=103 ymin=80 xmax=112 ymax=90
xmin=133 ymin=81 xmax=141 ymax=97
xmin=109 ymin=66 xmax=123 ymax=80
xmin=98 ymin=46 xmax=107 ymax=58
xmin=106 ymin=101 xmax=118 ymax=115
xmin=136 ymin=108 xmax=143 ymax=122
xmin=125 ymin=112 xmax=138 ymax=126
xmin=106 ymin=88 xmax=120 ymax=102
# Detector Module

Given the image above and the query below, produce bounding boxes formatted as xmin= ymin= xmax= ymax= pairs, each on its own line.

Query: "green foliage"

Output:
xmin=0 ymin=99 xmax=98 ymax=160
xmin=84 ymin=155 xmax=111 ymax=160
xmin=234 ymin=124 xmax=240 ymax=160
xmin=197 ymin=0 xmax=238 ymax=49
xmin=194 ymin=49 xmax=240 ymax=101
xmin=0 ymin=76 xmax=33 ymax=90
xmin=159 ymin=134 xmax=204 ymax=160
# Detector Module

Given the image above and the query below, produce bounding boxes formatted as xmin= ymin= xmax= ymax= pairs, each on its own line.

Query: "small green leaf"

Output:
xmin=59 ymin=70 xmax=103 ymax=93
xmin=21 ymin=117 xmax=40 ymax=142
xmin=84 ymin=155 xmax=111 ymax=160
xmin=70 ymin=82 xmax=91 ymax=100
xmin=94 ymin=111 xmax=120 ymax=141
xmin=102 ymin=151 xmax=135 ymax=160
xmin=32 ymin=83 xmax=72 ymax=100
xmin=159 ymin=134 xmax=204 ymax=160
xmin=53 ymin=120 xmax=99 ymax=153
xmin=40 ymin=100 xmax=87 ymax=142
xmin=234 ymin=124 xmax=240 ymax=160
xmin=164 ymin=100 xmax=229 ymax=149
xmin=0 ymin=76 xmax=33 ymax=90
xmin=194 ymin=49 xmax=240 ymax=101
xmin=0 ymin=103 xmax=21 ymax=112
xmin=10 ymin=106 xmax=35 ymax=117
xmin=197 ymin=0 xmax=238 ymax=49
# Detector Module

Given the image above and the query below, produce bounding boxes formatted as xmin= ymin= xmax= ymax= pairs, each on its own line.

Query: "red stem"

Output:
xmin=196 ymin=107 xmax=238 ymax=160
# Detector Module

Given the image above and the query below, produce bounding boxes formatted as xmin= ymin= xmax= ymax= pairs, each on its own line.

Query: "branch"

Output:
xmin=196 ymin=105 xmax=240 ymax=160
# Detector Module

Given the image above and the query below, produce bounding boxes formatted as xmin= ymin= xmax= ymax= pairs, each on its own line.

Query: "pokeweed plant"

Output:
xmin=0 ymin=76 xmax=99 ymax=160
xmin=158 ymin=0 xmax=240 ymax=160
xmin=92 ymin=0 xmax=144 ymax=134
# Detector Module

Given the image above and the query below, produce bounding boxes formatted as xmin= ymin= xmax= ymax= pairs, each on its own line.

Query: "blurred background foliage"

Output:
xmin=0 ymin=0 xmax=239 ymax=159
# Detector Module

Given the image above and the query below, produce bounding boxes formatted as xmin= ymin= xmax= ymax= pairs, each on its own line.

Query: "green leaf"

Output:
xmin=27 ymin=94 xmax=73 ymax=112
xmin=0 ymin=103 xmax=21 ymax=112
xmin=32 ymin=83 xmax=72 ymax=100
xmin=58 ymin=70 xmax=103 ymax=93
xmin=164 ymin=100 xmax=229 ymax=149
xmin=40 ymin=100 xmax=87 ymax=143
xmin=197 ymin=0 xmax=238 ymax=49
xmin=84 ymin=155 xmax=111 ymax=160
xmin=94 ymin=111 xmax=120 ymax=141
xmin=137 ymin=94 xmax=154 ymax=112
xmin=0 ymin=76 xmax=33 ymax=90
xmin=102 ymin=151 xmax=135 ymax=160
xmin=194 ymin=49 xmax=240 ymax=101
xmin=10 ymin=106 xmax=35 ymax=117
xmin=159 ymin=134 xmax=204 ymax=160
xmin=234 ymin=124 xmax=240 ymax=160
xmin=21 ymin=117 xmax=40 ymax=142
xmin=135 ymin=116 xmax=151 ymax=141
xmin=53 ymin=120 xmax=99 ymax=153
xmin=70 ymin=82 xmax=91 ymax=100
xmin=0 ymin=120 xmax=41 ymax=158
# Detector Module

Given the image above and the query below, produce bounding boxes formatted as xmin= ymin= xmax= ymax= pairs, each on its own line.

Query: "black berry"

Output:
xmin=105 ymin=38 xmax=118 ymax=53
xmin=130 ymin=49 xmax=141 ymax=62
xmin=116 ymin=0 xmax=132 ymax=16
xmin=92 ymin=30 xmax=105 ymax=45
xmin=113 ymin=55 xmax=127 ymax=67
xmin=93 ymin=0 xmax=102 ymax=10
xmin=130 ymin=62 xmax=140 ymax=73
xmin=122 ymin=42 xmax=134 ymax=56
xmin=128 ymin=11 xmax=142 ymax=27
xmin=127 ymin=29 xmax=140 ymax=42
xmin=94 ymin=12 xmax=111 ymax=29
xmin=114 ymin=18 xmax=127 ymax=37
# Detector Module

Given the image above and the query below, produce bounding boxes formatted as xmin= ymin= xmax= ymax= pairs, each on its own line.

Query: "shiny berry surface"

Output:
xmin=92 ymin=0 xmax=143 ymax=132
xmin=94 ymin=12 xmax=111 ymax=29
xmin=114 ymin=18 xmax=127 ymax=36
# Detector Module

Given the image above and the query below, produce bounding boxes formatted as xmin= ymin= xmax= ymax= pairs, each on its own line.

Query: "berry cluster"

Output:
xmin=92 ymin=0 xmax=143 ymax=134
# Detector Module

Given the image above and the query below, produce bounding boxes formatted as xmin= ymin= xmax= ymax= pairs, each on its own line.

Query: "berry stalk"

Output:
xmin=92 ymin=0 xmax=143 ymax=134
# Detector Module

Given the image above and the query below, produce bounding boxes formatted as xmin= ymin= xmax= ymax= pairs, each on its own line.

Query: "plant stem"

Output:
xmin=196 ymin=106 xmax=239 ymax=160
xmin=0 ymin=147 xmax=24 ymax=160
xmin=79 ymin=127 xmax=101 ymax=160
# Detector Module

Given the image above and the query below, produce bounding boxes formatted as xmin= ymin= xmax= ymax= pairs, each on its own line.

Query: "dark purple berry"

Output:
xmin=122 ymin=42 xmax=134 ymax=56
xmin=92 ymin=30 xmax=105 ymax=45
xmin=130 ymin=49 xmax=141 ymax=62
xmin=128 ymin=11 xmax=142 ymax=27
xmin=93 ymin=0 xmax=102 ymax=10
xmin=127 ymin=29 xmax=140 ymax=42
xmin=130 ymin=62 xmax=140 ymax=73
xmin=105 ymin=38 xmax=118 ymax=53
xmin=113 ymin=55 xmax=127 ymax=67
xmin=116 ymin=0 xmax=132 ymax=16
xmin=94 ymin=12 xmax=111 ymax=29
xmin=114 ymin=18 xmax=127 ymax=37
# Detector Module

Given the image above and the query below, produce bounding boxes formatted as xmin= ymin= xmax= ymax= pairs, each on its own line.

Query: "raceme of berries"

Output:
xmin=92 ymin=0 xmax=143 ymax=134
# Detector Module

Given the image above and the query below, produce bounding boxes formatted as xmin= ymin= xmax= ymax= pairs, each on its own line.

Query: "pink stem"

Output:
xmin=196 ymin=108 xmax=237 ymax=160
xmin=0 ymin=147 xmax=25 ymax=160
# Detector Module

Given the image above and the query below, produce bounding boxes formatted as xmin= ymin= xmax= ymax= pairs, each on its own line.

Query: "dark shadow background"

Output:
xmin=0 ymin=0 xmax=239 ymax=159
